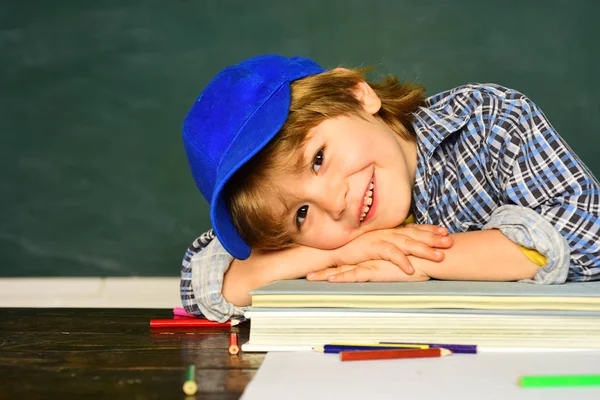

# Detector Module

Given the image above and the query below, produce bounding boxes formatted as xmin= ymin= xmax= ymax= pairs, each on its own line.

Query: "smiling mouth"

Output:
xmin=359 ymin=178 xmax=374 ymax=222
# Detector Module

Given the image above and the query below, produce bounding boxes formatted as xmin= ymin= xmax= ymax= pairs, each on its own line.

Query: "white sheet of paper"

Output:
xmin=241 ymin=351 xmax=600 ymax=400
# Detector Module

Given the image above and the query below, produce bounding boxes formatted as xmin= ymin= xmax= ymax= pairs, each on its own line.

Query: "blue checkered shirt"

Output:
xmin=181 ymin=83 xmax=600 ymax=321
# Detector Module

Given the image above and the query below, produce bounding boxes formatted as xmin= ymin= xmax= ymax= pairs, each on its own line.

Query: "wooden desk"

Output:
xmin=0 ymin=308 xmax=264 ymax=399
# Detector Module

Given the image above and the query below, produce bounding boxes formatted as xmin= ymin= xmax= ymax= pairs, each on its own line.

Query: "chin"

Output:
xmin=373 ymin=217 xmax=408 ymax=231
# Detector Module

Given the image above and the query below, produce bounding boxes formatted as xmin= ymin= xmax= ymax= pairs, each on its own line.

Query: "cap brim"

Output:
xmin=210 ymin=84 xmax=290 ymax=260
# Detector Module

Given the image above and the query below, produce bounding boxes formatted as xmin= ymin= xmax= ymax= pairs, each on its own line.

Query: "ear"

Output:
xmin=351 ymin=80 xmax=382 ymax=115
xmin=331 ymin=67 xmax=381 ymax=115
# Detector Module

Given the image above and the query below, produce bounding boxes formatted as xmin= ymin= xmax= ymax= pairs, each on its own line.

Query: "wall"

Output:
xmin=1 ymin=0 xmax=598 ymax=276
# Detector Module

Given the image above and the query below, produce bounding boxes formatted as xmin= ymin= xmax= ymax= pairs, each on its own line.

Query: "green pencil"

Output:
xmin=182 ymin=364 xmax=198 ymax=395
xmin=519 ymin=374 xmax=600 ymax=388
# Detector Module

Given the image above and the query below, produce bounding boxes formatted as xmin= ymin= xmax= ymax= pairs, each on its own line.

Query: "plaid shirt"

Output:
xmin=181 ymin=83 xmax=600 ymax=321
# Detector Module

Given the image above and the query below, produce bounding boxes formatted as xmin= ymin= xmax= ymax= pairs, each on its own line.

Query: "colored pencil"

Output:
xmin=340 ymin=348 xmax=452 ymax=362
xmin=182 ymin=364 xmax=197 ymax=395
xmin=150 ymin=319 xmax=242 ymax=328
xmin=173 ymin=307 xmax=198 ymax=318
xmin=229 ymin=332 xmax=240 ymax=355
xmin=380 ymin=341 xmax=477 ymax=354
xmin=314 ymin=344 xmax=426 ymax=354
xmin=519 ymin=374 xmax=600 ymax=388
xmin=329 ymin=342 xmax=427 ymax=349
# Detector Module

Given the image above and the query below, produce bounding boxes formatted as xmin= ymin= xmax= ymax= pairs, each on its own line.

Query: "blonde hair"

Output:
xmin=224 ymin=67 xmax=426 ymax=250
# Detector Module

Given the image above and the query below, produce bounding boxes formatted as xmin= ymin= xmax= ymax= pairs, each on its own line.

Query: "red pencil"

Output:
xmin=229 ymin=332 xmax=240 ymax=355
xmin=149 ymin=319 xmax=242 ymax=328
xmin=340 ymin=348 xmax=452 ymax=362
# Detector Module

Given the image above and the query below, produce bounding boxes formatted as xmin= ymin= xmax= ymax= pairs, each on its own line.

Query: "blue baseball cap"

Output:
xmin=182 ymin=54 xmax=325 ymax=260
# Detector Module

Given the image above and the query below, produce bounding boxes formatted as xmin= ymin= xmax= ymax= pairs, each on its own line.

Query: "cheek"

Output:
xmin=297 ymin=222 xmax=355 ymax=250
xmin=376 ymin=178 xmax=412 ymax=227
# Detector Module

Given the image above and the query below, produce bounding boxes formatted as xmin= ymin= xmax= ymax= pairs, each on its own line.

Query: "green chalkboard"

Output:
xmin=1 ymin=0 xmax=599 ymax=276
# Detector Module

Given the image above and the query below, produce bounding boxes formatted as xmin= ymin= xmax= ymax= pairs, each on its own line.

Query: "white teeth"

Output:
xmin=360 ymin=179 xmax=375 ymax=222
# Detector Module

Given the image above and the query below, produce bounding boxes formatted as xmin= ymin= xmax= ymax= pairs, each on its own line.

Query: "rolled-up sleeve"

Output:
xmin=483 ymin=205 xmax=570 ymax=284
xmin=488 ymin=88 xmax=600 ymax=282
xmin=180 ymin=230 xmax=248 ymax=322
xmin=190 ymin=238 xmax=248 ymax=322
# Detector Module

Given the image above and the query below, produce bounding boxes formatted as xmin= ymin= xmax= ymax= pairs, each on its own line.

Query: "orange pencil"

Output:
xmin=229 ymin=332 xmax=240 ymax=355
xmin=340 ymin=348 xmax=452 ymax=362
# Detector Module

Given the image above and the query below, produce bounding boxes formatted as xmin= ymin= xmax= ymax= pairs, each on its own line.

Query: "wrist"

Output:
xmin=263 ymin=245 xmax=335 ymax=280
xmin=408 ymin=231 xmax=541 ymax=281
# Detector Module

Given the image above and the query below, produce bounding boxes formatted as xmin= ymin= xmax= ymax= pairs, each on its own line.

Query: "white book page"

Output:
xmin=241 ymin=350 xmax=600 ymax=400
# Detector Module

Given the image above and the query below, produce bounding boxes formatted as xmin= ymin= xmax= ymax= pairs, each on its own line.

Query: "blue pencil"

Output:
xmin=314 ymin=344 xmax=426 ymax=354
xmin=380 ymin=342 xmax=477 ymax=354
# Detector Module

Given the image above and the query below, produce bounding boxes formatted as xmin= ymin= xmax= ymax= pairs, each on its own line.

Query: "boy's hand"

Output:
xmin=328 ymin=224 xmax=451 ymax=276
xmin=307 ymin=259 xmax=431 ymax=282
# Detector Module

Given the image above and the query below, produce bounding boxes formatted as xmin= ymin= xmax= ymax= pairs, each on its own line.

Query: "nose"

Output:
xmin=314 ymin=179 xmax=348 ymax=220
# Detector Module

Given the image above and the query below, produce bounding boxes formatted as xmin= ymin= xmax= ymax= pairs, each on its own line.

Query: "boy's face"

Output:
xmin=265 ymin=110 xmax=417 ymax=250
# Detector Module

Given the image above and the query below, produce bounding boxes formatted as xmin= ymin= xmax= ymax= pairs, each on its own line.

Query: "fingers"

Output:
xmin=307 ymin=261 xmax=433 ymax=283
xmin=325 ymin=261 xmax=431 ymax=283
xmin=327 ymin=266 xmax=372 ymax=282
xmin=307 ymin=265 xmax=355 ymax=281
xmin=403 ymin=223 xmax=448 ymax=236
xmin=307 ymin=265 xmax=371 ymax=283
xmin=395 ymin=225 xmax=453 ymax=250
xmin=331 ymin=226 xmax=453 ymax=274
xmin=390 ymin=235 xmax=446 ymax=263
xmin=370 ymin=241 xmax=415 ymax=275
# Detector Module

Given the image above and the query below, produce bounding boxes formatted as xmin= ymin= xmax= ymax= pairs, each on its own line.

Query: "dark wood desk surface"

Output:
xmin=0 ymin=308 xmax=265 ymax=400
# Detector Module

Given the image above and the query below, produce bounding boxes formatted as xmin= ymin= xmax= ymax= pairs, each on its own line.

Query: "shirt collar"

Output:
xmin=409 ymin=86 xmax=485 ymax=221
xmin=411 ymin=86 xmax=483 ymax=161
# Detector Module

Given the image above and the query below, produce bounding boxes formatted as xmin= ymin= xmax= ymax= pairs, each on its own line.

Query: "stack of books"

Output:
xmin=241 ymin=280 xmax=600 ymax=352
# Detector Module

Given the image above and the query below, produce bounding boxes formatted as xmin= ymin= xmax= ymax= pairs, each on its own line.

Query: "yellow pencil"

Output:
xmin=328 ymin=342 xmax=428 ymax=349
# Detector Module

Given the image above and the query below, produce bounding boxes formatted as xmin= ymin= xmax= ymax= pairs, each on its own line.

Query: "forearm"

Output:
xmin=222 ymin=246 xmax=334 ymax=306
xmin=409 ymin=229 xmax=541 ymax=281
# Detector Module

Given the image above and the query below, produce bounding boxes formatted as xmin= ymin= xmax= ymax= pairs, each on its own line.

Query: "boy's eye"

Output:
xmin=296 ymin=205 xmax=309 ymax=229
xmin=312 ymin=148 xmax=324 ymax=173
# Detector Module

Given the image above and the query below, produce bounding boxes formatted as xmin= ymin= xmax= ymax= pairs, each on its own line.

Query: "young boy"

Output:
xmin=181 ymin=54 xmax=600 ymax=322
